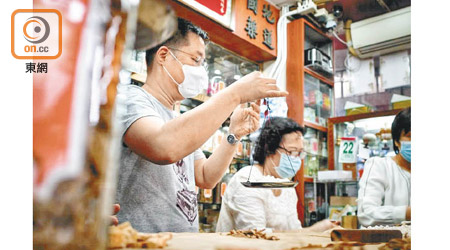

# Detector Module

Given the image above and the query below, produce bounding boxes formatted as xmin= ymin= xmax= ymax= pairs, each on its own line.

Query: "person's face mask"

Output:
xmin=162 ymin=49 xmax=208 ymax=98
xmin=400 ymin=141 xmax=411 ymax=162
xmin=271 ymin=150 xmax=302 ymax=179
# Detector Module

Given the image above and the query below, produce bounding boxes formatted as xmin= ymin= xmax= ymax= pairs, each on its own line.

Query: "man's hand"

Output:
xmin=229 ymin=101 xmax=260 ymax=139
xmin=229 ymin=71 xmax=288 ymax=104
xmin=111 ymin=203 xmax=120 ymax=226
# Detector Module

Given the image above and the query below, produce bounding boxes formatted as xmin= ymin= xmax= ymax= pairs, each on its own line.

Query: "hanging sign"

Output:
xmin=339 ymin=137 xmax=358 ymax=163
xmin=177 ymin=0 xmax=233 ymax=29
xmin=233 ymin=0 xmax=278 ymax=55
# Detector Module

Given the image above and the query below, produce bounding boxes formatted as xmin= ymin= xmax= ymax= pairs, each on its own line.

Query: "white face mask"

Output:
xmin=162 ymin=50 xmax=208 ymax=98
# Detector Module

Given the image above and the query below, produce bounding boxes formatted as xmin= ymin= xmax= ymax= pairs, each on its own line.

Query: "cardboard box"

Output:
xmin=329 ymin=197 xmax=357 ymax=221
xmin=330 ymin=196 xmax=357 ymax=206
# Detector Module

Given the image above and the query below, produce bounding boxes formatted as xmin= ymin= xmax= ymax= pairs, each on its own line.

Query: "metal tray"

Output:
xmin=241 ymin=181 xmax=298 ymax=188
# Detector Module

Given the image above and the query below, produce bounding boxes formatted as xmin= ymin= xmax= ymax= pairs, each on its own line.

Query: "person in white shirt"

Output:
xmin=357 ymin=107 xmax=411 ymax=227
xmin=216 ymin=117 xmax=338 ymax=232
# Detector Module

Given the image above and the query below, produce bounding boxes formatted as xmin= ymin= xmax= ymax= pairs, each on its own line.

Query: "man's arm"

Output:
xmin=194 ymin=103 xmax=259 ymax=188
xmin=124 ymin=72 xmax=287 ymax=165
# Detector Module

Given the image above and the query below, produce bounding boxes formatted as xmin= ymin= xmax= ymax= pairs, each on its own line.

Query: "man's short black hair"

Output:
xmin=253 ymin=117 xmax=304 ymax=165
xmin=145 ymin=17 xmax=209 ymax=67
xmin=391 ymin=107 xmax=411 ymax=154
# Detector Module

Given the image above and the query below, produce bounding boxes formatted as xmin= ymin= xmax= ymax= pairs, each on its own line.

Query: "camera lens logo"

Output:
xmin=23 ymin=16 xmax=50 ymax=44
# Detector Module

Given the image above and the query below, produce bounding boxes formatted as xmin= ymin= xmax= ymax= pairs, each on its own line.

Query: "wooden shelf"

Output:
xmin=304 ymin=67 xmax=334 ymax=87
xmin=304 ymin=121 xmax=327 ymax=133
xmin=287 ymin=18 xmax=335 ymax=226
xmin=304 ymin=176 xmax=314 ymax=183
xmin=303 ymin=18 xmax=333 ymax=44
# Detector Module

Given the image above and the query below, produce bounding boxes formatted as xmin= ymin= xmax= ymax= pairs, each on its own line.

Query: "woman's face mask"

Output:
xmin=162 ymin=49 xmax=208 ymax=98
xmin=400 ymin=141 xmax=411 ymax=162
xmin=270 ymin=150 xmax=302 ymax=179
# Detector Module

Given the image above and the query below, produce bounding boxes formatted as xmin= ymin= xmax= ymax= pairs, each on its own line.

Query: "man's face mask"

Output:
xmin=162 ymin=49 xmax=208 ymax=98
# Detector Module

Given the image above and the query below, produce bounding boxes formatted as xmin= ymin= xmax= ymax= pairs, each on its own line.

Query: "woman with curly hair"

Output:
xmin=216 ymin=117 xmax=338 ymax=232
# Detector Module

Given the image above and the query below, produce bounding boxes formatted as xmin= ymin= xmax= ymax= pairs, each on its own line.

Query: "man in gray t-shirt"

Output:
xmin=116 ymin=84 xmax=204 ymax=232
xmin=115 ymin=18 xmax=287 ymax=233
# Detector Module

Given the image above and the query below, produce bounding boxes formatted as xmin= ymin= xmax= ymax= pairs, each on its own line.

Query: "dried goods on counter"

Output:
xmin=227 ymin=229 xmax=280 ymax=241
xmin=108 ymin=222 xmax=172 ymax=249
xmin=291 ymin=241 xmax=366 ymax=250
xmin=360 ymin=222 xmax=411 ymax=239
xmin=378 ymin=238 xmax=411 ymax=250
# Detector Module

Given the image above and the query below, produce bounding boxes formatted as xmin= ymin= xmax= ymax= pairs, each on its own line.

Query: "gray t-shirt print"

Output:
xmin=115 ymin=84 xmax=205 ymax=233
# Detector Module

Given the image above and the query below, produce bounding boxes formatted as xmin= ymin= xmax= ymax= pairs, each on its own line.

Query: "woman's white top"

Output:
xmin=216 ymin=166 xmax=302 ymax=232
xmin=357 ymin=157 xmax=411 ymax=227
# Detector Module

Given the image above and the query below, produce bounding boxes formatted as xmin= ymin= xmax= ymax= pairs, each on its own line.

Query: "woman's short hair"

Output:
xmin=252 ymin=117 xmax=304 ymax=165
xmin=391 ymin=107 xmax=411 ymax=154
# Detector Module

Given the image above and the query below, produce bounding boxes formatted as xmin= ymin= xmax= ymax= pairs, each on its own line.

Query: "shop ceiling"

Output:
xmin=317 ymin=0 xmax=411 ymax=22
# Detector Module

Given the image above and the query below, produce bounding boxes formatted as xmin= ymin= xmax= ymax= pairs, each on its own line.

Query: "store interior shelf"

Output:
xmin=304 ymin=102 xmax=332 ymax=111
xmin=304 ymin=67 xmax=334 ymax=86
xmin=192 ymin=93 xmax=210 ymax=103
xmin=130 ymin=72 xmax=146 ymax=83
xmin=198 ymin=202 xmax=221 ymax=206
xmin=203 ymin=150 xmax=250 ymax=163
xmin=315 ymin=179 xmax=358 ymax=184
xmin=304 ymin=176 xmax=314 ymax=183
xmin=304 ymin=121 xmax=327 ymax=132
xmin=305 ymin=151 xmax=327 ymax=158
xmin=233 ymin=157 xmax=250 ymax=164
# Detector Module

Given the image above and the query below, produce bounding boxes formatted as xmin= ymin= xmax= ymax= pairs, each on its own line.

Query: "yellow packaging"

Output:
xmin=392 ymin=100 xmax=411 ymax=110
xmin=345 ymin=106 xmax=371 ymax=116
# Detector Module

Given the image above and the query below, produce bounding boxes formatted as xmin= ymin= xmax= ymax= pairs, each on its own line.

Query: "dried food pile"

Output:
xmin=378 ymin=238 xmax=411 ymax=250
xmin=108 ymin=222 xmax=172 ymax=249
xmin=227 ymin=229 xmax=280 ymax=241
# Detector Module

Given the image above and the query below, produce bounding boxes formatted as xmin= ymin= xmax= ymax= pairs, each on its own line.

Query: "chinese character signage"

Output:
xmin=177 ymin=0 xmax=233 ymax=29
xmin=262 ymin=4 xmax=275 ymax=24
xmin=245 ymin=17 xmax=258 ymax=39
xmin=262 ymin=28 xmax=274 ymax=50
xmin=234 ymin=0 xmax=278 ymax=55
xmin=248 ymin=0 xmax=258 ymax=15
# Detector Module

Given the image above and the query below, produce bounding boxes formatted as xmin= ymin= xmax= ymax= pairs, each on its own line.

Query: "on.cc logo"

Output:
xmin=11 ymin=9 xmax=62 ymax=59
xmin=23 ymin=16 xmax=50 ymax=44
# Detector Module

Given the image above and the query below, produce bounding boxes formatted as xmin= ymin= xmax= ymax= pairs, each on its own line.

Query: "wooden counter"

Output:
xmin=135 ymin=231 xmax=386 ymax=250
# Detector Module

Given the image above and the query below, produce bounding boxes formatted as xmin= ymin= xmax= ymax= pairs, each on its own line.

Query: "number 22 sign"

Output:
xmin=339 ymin=137 xmax=358 ymax=163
